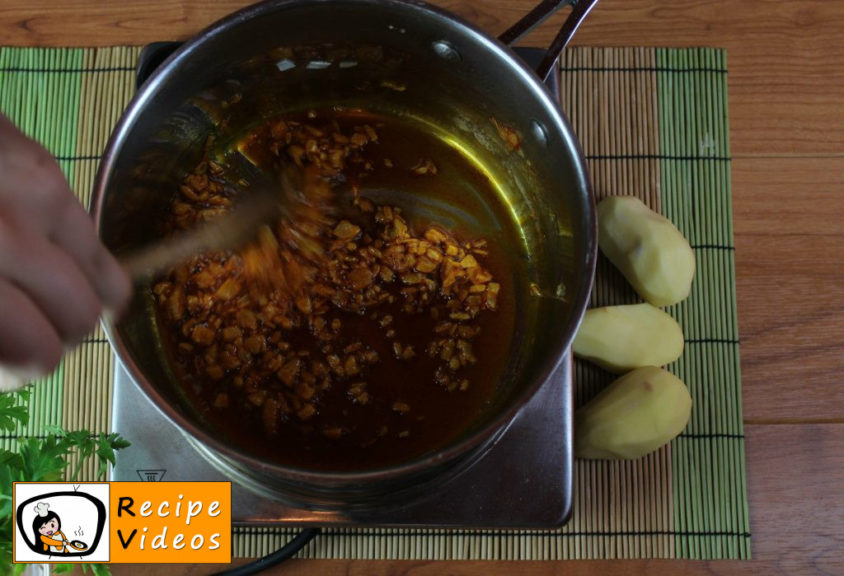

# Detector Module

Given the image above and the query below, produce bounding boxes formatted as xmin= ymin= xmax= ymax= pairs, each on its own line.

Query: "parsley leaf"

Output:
xmin=96 ymin=433 xmax=131 ymax=478
xmin=0 ymin=390 xmax=29 ymax=432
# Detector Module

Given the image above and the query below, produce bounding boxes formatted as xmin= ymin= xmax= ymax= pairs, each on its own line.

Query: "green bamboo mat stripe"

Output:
xmin=656 ymin=47 xmax=750 ymax=559
xmin=0 ymin=47 xmax=84 ymax=451
xmin=0 ymin=45 xmax=749 ymax=561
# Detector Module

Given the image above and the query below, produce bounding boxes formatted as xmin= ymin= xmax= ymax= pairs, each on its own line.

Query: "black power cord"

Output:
xmin=211 ymin=528 xmax=321 ymax=576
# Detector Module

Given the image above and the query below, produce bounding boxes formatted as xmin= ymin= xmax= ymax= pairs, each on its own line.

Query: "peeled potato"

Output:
xmin=575 ymin=366 xmax=692 ymax=459
xmin=573 ymin=303 xmax=684 ymax=372
xmin=597 ymin=196 xmax=695 ymax=306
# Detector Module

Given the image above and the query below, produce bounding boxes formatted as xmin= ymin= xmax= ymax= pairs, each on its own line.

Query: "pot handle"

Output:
xmin=499 ymin=0 xmax=599 ymax=81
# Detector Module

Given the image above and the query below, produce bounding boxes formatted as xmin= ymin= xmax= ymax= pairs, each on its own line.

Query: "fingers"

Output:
xmin=49 ymin=198 xmax=132 ymax=316
xmin=0 ymin=367 xmax=32 ymax=392
xmin=0 ymin=217 xmax=102 ymax=349
xmin=0 ymin=113 xmax=133 ymax=371
xmin=0 ymin=279 xmax=63 ymax=374
xmin=0 ymin=115 xmax=131 ymax=315
xmin=0 ymin=117 xmax=70 ymax=230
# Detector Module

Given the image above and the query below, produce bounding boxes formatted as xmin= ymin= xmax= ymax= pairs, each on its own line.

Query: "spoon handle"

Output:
xmin=120 ymin=179 xmax=282 ymax=280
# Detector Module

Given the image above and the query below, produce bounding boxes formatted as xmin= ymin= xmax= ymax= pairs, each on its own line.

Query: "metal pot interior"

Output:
xmin=95 ymin=0 xmax=593 ymax=480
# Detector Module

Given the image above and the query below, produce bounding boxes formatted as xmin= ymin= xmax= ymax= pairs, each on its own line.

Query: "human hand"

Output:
xmin=0 ymin=114 xmax=131 ymax=388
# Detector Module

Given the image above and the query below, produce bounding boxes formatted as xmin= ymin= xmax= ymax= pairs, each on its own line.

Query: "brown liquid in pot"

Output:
xmin=153 ymin=109 xmax=525 ymax=471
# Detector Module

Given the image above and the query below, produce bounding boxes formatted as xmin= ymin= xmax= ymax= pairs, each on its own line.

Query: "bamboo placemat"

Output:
xmin=0 ymin=46 xmax=750 ymax=560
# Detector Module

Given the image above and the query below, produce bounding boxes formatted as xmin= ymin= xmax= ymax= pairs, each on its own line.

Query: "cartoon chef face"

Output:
xmin=39 ymin=516 xmax=60 ymax=536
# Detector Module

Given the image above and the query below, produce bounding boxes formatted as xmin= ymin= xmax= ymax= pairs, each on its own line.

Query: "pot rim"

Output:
xmin=93 ymin=0 xmax=597 ymax=488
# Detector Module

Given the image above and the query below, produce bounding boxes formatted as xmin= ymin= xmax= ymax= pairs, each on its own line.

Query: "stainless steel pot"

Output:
xmin=93 ymin=0 xmax=597 ymax=510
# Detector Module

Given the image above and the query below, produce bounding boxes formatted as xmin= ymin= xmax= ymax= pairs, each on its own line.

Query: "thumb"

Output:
xmin=0 ymin=366 xmax=37 ymax=391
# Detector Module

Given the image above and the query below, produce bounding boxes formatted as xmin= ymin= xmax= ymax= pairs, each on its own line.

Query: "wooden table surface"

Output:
xmin=3 ymin=1 xmax=842 ymax=574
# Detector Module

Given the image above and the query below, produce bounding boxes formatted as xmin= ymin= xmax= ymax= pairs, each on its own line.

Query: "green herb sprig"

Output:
xmin=0 ymin=387 xmax=129 ymax=575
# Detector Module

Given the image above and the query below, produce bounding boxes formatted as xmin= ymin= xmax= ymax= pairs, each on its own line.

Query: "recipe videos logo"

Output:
xmin=14 ymin=483 xmax=109 ymax=563
xmin=13 ymin=482 xmax=231 ymax=564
